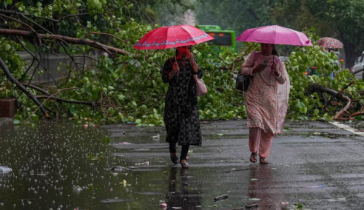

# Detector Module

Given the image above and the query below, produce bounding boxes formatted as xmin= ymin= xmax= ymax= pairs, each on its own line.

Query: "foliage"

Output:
xmin=272 ymin=0 xmax=364 ymax=68
xmin=286 ymin=30 xmax=364 ymax=120
xmin=1 ymin=1 xmax=364 ymax=126
xmin=0 ymin=0 xmax=247 ymax=126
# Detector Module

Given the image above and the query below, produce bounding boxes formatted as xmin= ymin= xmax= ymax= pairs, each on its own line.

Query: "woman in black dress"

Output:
xmin=161 ymin=45 xmax=202 ymax=169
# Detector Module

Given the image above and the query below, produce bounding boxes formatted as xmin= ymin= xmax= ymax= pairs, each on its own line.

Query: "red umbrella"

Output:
xmin=317 ymin=37 xmax=343 ymax=49
xmin=134 ymin=25 xmax=214 ymax=50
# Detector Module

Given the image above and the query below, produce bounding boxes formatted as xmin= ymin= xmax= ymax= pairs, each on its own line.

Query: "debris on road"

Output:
xmin=245 ymin=203 xmax=259 ymax=209
xmin=109 ymin=166 xmax=130 ymax=172
xmin=214 ymin=194 xmax=229 ymax=202
xmin=159 ymin=201 xmax=167 ymax=209
xmin=307 ymin=184 xmax=325 ymax=188
xmin=0 ymin=166 xmax=12 ymax=173
xmin=135 ymin=161 xmax=149 ymax=166
xmin=152 ymin=134 xmax=160 ymax=140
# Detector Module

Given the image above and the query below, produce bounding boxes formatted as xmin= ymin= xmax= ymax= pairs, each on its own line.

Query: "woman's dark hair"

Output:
xmin=272 ymin=45 xmax=279 ymax=56
xmin=175 ymin=45 xmax=192 ymax=56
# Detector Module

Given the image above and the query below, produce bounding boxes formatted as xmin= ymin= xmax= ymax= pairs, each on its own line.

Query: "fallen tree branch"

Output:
xmin=0 ymin=29 xmax=134 ymax=56
xmin=211 ymin=51 xmax=229 ymax=69
xmin=323 ymin=80 xmax=355 ymax=109
xmin=86 ymin=31 xmax=131 ymax=46
xmin=0 ymin=9 xmax=90 ymax=23
xmin=23 ymin=84 xmax=98 ymax=107
xmin=0 ymin=57 xmax=49 ymax=118
xmin=15 ymin=36 xmax=60 ymax=87
xmin=35 ymin=95 xmax=100 ymax=107
xmin=0 ymin=14 xmax=42 ymax=45
xmin=350 ymin=111 xmax=364 ymax=118
xmin=309 ymin=83 xmax=352 ymax=121
xmin=21 ymin=83 xmax=49 ymax=95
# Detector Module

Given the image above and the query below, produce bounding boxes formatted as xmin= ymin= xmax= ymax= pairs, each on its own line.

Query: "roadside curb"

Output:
xmin=0 ymin=117 xmax=13 ymax=130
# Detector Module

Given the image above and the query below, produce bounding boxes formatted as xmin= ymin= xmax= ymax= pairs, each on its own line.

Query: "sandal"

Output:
xmin=250 ymin=152 xmax=257 ymax=163
xmin=170 ymin=153 xmax=178 ymax=164
xmin=260 ymin=157 xmax=269 ymax=164
xmin=180 ymin=160 xmax=189 ymax=169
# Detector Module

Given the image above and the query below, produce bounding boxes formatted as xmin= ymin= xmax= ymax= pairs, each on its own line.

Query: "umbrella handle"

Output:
xmin=271 ymin=56 xmax=275 ymax=74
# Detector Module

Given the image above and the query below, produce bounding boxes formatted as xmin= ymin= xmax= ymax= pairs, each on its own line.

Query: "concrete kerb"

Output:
xmin=0 ymin=117 xmax=13 ymax=130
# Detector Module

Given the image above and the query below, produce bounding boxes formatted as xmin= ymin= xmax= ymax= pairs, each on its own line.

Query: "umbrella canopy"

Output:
xmin=134 ymin=25 xmax=214 ymax=50
xmin=317 ymin=37 xmax=343 ymax=49
xmin=236 ymin=25 xmax=313 ymax=46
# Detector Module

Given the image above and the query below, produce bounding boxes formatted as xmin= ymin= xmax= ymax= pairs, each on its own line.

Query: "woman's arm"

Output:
xmin=161 ymin=59 xmax=178 ymax=83
xmin=241 ymin=52 xmax=264 ymax=76
xmin=273 ymin=58 xmax=287 ymax=84
xmin=190 ymin=59 xmax=202 ymax=79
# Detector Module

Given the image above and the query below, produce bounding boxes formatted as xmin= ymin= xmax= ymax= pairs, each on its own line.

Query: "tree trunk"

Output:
xmin=343 ymin=43 xmax=358 ymax=70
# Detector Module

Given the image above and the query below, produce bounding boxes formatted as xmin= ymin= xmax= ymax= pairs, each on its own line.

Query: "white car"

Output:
xmin=351 ymin=52 xmax=364 ymax=73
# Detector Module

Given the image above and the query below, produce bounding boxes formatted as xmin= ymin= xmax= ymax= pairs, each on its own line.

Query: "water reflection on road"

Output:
xmin=1 ymin=120 xmax=349 ymax=209
xmin=165 ymin=167 xmax=202 ymax=210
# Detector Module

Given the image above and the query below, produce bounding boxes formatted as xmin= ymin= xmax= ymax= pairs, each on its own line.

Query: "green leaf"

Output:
xmin=5 ymin=44 xmax=11 ymax=51
xmin=294 ymin=203 xmax=303 ymax=208
xmin=31 ymin=114 xmax=39 ymax=121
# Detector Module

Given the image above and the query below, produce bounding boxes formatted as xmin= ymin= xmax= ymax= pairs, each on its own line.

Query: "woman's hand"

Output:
xmin=186 ymin=50 xmax=194 ymax=62
xmin=173 ymin=61 xmax=180 ymax=71
xmin=253 ymin=63 xmax=265 ymax=74
xmin=186 ymin=50 xmax=198 ymax=73
xmin=272 ymin=63 xmax=281 ymax=77
xmin=169 ymin=61 xmax=180 ymax=79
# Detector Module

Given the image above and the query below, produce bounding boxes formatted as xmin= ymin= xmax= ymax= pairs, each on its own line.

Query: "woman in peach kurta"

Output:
xmin=241 ymin=44 xmax=290 ymax=164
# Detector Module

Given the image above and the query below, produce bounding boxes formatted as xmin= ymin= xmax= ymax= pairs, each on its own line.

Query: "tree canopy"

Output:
xmin=272 ymin=0 xmax=364 ymax=68
xmin=1 ymin=0 xmax=364 ymax=126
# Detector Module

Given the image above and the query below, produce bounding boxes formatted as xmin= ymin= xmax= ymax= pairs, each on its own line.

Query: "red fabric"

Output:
xmin=249 ymin=127 xmax=273 ymax=158
xmin=134 ymin=25 xmax=214 ymax=50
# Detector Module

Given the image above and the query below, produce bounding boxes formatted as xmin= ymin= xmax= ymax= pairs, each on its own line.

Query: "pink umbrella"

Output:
xmin=134 ymin=25 xmax=214 ymax=50
xmin=236 ymin=25 xmax=313 ymax=46
xmin=317 ymin=37 xmax=343 ymax=49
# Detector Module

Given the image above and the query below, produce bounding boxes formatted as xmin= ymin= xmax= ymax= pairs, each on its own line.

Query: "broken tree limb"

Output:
xmin=15 ymin=36 xmax=60 ymax=87
xmin=323 ymin=80 xmax=355 ymax=109
xmin=0 ymin=14 xmax=42 ymax=45
xmin=309 ymin=84 xmax=352 ymax=121
xmin=0 ymin=9 xmax=90 ymax=23
xmin=0 ymin=29 xmax=134 ymax=56
xmin=21 ymin=83 xmax=50 ymax=95
xmin=35 ymin=95 xmax=100 ymax=107
xmin=0 ymin=57 xmax=49 ymax=118
xmin=86 ymin=31 xmax=132 ymax=46
xmin=22 ymin=84 xmax=98 ymax=107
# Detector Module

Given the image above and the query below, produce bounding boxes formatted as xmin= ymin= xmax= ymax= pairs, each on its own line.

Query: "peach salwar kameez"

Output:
xmin=241 ymin=51 xmax=290 ymax=158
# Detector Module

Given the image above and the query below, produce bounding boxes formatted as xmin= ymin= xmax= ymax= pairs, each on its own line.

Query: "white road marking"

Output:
xmin=330 ymin=121 xmax=364 ymax=137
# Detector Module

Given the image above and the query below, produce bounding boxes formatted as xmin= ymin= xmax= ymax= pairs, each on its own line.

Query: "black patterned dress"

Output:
xmin=162 ymin=57 xmax=202 ymax=146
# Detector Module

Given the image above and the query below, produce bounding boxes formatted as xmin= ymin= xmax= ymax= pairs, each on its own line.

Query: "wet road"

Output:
xmin=1 ymin=119 xmax=364 ymax=209
xmin=106 ymin=120 xmax=364 ymax=210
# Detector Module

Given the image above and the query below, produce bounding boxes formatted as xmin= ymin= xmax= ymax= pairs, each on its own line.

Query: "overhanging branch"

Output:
xmin=0 ymin=29 xmax=134 ymax=56
xmin=0 ymin=57 xmax=49 ymax=118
